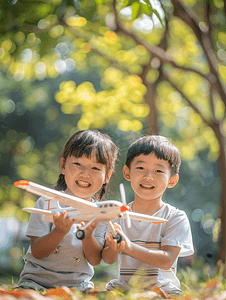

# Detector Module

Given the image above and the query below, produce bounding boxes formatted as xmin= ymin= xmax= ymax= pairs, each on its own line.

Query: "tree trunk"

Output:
xmin=212 ymin=125 xmax=226 ymax=276
xmin=143 ymin=81 xmax=159 ymax=135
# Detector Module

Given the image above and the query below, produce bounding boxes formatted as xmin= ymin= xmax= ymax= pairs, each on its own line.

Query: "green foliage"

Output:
xmin=54 ymin=75 xmax=148 ymax=131
xmin=177 ymin=258 xmax=226 ymax=298
xmin=1 ymin=261 xmax=226 ymax=299
xmin=121 ymin=0 xmax=164 ymax=25
xmin=0 ymin=0 xmax=225 ymax=278
xmin=0 ymin=0 xmax=225 ymax=159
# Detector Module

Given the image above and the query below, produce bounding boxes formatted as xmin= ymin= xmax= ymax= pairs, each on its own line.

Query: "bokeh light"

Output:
xmin=191 ymin=208 xmax=204 ymax=222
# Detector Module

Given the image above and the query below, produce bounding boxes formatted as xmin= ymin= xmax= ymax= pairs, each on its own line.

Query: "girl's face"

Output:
xmin=60 ymin=151 xmax=111 ymax=201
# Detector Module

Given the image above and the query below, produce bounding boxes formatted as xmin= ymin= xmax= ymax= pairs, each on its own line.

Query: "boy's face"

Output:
xmin=123 ymin=153 xmax=178 ymax=203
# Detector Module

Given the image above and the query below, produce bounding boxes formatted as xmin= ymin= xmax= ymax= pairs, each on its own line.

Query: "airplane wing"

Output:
xmin=124 ymin=211 xmax=168 ymax=223
xmin=14 ymin=180 xmax=98 ymax=211
xmin=22 ymin=207 xmax=54 ymax=215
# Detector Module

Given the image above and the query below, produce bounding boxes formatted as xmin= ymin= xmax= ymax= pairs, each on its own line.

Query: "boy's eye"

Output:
xmin=74 ymin=162 xmax=81 ymax=166
xmin=156 ymin=169 xmax=163 ymax=173
xmin=136 ymin=166 xmax=144 ymax=170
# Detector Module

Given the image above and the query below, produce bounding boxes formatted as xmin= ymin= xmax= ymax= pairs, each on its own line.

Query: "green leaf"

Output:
xmin=131 ymin=2 xmax=141 ymax=21
xmin=83 ymin=0 xmax=97 ymax=20
xmin=141 ymin=3 xmax=150 ymax=15
xmin=95 ymin=0 xmax=105 ymax=4
xmin=142 ymin=0 xmax=152 ymax=5
xmin=121 ymin=0 xmax=139 ymax=9
xmin=152 ymin=8 xmax=164 ymax=27
xmin=121 ymin=0 xmax=129 ymax=9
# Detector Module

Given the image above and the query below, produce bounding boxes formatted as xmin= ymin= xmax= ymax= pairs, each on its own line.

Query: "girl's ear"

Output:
xmin=60 ymin=158 xmax=65 ymax=175
xmin=105 ymin=170 xmax=113 ymax=183
xmin=168 ymin=174 xmax=179 ymax=188
xmin=123 ymin=165 xmax=131 ymax=181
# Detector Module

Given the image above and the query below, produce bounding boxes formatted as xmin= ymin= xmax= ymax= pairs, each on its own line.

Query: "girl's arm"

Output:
xmin=30 ymin=211 xmax=75 ymax=259
xmin=82 ymin=222 xmax=103 ymax=266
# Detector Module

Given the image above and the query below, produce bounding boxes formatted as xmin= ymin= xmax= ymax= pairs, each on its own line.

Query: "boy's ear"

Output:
xmin=60 ymin=158 xmax=65 ymax=175
xmin=168 ymin=174 xmax=179 ymax=188
xmin=123 ymin=165 xmax=131 ymax=181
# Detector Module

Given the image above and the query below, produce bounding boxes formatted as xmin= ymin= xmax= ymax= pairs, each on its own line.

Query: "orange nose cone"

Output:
xmin=120 ymin=205 xmax=129 ymax=213
xmin=14 ymin=180 xmax=30 ymax=186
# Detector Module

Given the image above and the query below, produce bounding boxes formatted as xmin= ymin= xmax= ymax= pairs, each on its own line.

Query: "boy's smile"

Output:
xmin=123 ymin=153 xmax=178 ymax=213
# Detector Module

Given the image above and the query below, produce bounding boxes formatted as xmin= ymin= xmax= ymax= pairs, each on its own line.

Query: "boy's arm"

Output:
xmin=30 ymin=211 xmax=75 ymax=259
xmin=117 ymin=227 xmax=181 ymax=270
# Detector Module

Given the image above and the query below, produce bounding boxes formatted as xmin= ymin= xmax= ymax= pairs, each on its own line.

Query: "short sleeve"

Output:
xmin=26 ymin=197 xmax=52 ymax=238
xmin=93 ymin=222 xmax=108 ymax=247
xmin=160 ymin=210 xmax=194 ymax=257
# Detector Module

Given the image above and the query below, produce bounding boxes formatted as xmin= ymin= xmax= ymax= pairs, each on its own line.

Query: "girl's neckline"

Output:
xmin=62 ymin=190 xmax=97 ymax=203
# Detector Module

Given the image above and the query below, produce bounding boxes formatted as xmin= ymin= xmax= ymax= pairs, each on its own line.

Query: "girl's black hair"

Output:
xmin=125 ymin=135 xmax=181 ymax=176
xmin=55 ymin=130 xmax=118 ymax=200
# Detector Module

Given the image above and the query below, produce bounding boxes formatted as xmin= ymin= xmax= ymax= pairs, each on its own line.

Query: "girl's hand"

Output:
xmin=53 ymin=211 xmax=75 ymax=235
xmin=77 ymin=221 xmax=97 ymax=239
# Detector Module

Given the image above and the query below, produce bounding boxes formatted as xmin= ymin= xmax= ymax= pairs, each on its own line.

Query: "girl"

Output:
xmin=18 ymin=130 xmax=118 ymax=292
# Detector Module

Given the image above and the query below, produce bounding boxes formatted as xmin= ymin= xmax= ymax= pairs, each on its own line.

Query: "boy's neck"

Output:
xmin=132 ymin=198 xmax=165 ymax=215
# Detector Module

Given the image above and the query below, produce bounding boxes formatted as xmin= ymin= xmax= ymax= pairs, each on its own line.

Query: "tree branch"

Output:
xmin=5 ymin=12 xmax=58 ymax=34
xmin=170 ymin=0 xmax=226 ymax=107
xmin=61 ymin=17 xmax=130 ymax=74
xmin=163 ymin=71 xmax=211 ymax=126
xmin=111 ymin=2 xmax=217 ymax=89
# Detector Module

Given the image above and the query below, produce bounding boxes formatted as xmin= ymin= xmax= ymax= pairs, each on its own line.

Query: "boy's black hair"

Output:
xmin=125 ymin=135 xmax=181 ymax=176
xmin=55 ymin=130 xmax=118 ymax=200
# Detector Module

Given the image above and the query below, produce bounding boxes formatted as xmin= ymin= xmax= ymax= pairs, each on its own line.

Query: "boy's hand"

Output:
xmin=102 ymin=223 xmax=130 ymax=264
xmin=114 ymin=225 xmax=132 ymax=254
xmin=106 ymin=223 xmax=132 ymax=253
xmin=106 ymin=231 xmax=125 ymax=252
xmin=53 ymin=211 xmax=75 ymax=235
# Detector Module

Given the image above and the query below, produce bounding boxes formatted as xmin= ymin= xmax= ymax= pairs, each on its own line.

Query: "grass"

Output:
xmin=1 ymin=259 xmax=226 ymax=299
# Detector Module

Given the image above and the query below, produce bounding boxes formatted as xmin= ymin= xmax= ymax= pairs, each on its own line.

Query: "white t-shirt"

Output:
xmin=106 ymin=202 xmax=194 ymax=294
xmin=18 ymin=197 xmax=107 ymax=291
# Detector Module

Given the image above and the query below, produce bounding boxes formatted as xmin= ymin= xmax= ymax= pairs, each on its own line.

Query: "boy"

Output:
xmin=102 ymin=135 xmax=194 ymax=294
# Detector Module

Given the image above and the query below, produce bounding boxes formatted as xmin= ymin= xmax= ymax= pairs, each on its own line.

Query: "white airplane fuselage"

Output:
xmin=40 ymin=200 xmax=124 ymax=223
xmin=17 ymin=180 xmax=168 ymax=239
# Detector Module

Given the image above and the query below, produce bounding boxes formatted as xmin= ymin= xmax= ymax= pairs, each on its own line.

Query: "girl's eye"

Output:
xmin=74 ymin=162 xmax=81 ymax=166
xmin=156 ymin=170 xmax=163 ymax=173
xmin=92 ymin=167 xmax=100 ymax=171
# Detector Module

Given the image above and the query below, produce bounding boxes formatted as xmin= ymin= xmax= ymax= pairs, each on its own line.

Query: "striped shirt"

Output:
xmin=106 ymin=202 xmax=194 ymax=293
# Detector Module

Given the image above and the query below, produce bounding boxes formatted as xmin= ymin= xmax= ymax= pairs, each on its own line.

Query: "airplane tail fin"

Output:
xmin=44 ymin=199 xmax=61 ymax=211
xmin=43 ymin=199 xmax=61 ymax=222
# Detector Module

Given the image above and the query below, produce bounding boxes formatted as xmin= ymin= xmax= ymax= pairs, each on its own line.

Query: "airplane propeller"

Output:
xmin=119 ymin=183 xmax=131 ymax=228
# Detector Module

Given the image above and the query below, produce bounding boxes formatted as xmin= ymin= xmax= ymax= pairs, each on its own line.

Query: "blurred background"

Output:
xmin=0 ymin=0 xmax=225 ymax=285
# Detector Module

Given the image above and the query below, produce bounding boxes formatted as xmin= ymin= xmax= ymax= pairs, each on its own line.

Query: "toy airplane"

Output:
xmin=14 ymin=180 xmax=168 ymax=243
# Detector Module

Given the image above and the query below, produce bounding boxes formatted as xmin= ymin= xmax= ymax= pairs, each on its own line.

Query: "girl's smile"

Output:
xmin=61 ymin=151 xmax=110 ymax=201
xmin=76 ymin=180 xmax=91 ymax=188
